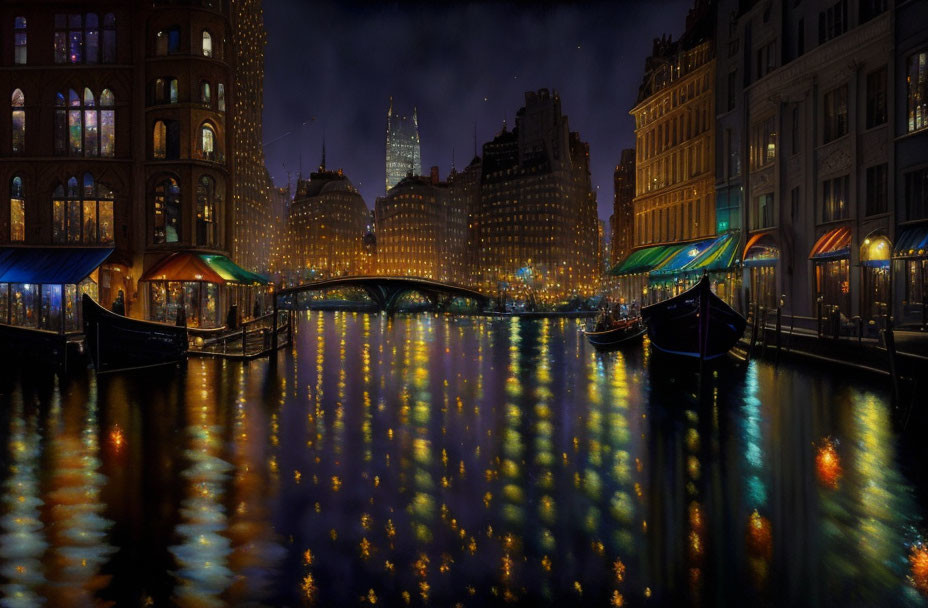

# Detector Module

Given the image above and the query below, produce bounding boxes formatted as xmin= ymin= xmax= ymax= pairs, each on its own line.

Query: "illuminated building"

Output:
xmin=385 ymin=98 xmax=421 ymax=192
xmin=610 ymin=149 xmax=636 ymax=268
xmin=0 ymin=1 xmax=270 ymax=331
xmin=230 ymin=0 xmax=272 ymax=274
xmin=620 ymin=0 xmax=723 ymax=305
xmin=722 ymin=0 xmax=901 ymax=326
xmin=475 ymin=89 xmax=600 ymax=300
xmin=374 ymin=167 xmax=466 ymax=284
xmin=267 ymin=180 xmax=291 ymax=275
xmin=447 ymin=156 xmax=483 ymax=287
xmin=287 ymin=167 xmax=370 ymax=279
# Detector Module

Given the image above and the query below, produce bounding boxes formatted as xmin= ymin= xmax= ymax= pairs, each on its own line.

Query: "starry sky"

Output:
xmin=262 ymin=0 xmax=693 ymax=224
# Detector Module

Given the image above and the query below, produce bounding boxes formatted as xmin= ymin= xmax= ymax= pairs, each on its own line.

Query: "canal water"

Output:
xmin=1 ymin=311 xmax=927 ymax=607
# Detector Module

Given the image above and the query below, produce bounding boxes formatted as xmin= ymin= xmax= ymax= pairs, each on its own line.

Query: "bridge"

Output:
xmin=274 ymin=276 xmax=491 ymax=313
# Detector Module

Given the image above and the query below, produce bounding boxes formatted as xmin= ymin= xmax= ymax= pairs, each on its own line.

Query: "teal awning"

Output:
xmin=893 ymin=225 xmax=928 ymax=258
xmin=199 ymin=254 xmax=270 ymax=285
xmin=610 ymin=245 xmax=676 ymax=276
xmin=0 ymin=247 xmax=113 ymax=284
xmin=682 ymin=232 xmax=741 ymax=273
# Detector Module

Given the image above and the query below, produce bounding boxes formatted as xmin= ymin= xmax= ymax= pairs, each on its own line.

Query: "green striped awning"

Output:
xmin=610 ymin=245 xmax=676 ymax=276
xmin=199 ymin=254 xmax=270 ymax=285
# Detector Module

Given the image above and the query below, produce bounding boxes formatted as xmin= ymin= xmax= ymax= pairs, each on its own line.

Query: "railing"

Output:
xmin=187 ymin=310 xmax=290 ymax=358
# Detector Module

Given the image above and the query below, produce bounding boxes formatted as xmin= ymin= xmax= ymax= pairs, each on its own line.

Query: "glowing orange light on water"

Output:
xmin=109 ymin=425 xmax=125 ymax=453
xmin=910 ymin=542 xmax=928 ymax=595
xmin=815 ymin=438 xmax=842 ymax=488
xmin=746 ymin=509 xmax=772 ymax=560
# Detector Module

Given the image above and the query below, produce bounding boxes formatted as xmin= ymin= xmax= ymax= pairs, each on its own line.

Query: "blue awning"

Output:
xmin=894 ymin=225 xmax=928 ymax=259
xmin=0 ymin=247 xmax=113 ymax=284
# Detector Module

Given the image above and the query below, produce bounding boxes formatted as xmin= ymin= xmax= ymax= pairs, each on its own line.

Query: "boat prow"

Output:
xmin=83 ymin=294 xmax=188 ymax=372
xmin=641 ymin=275 xmax=746 ymax=360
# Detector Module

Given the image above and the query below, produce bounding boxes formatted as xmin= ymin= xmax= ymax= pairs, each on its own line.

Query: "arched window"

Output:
xmin=60 ymin=88 xmax=114 ymax=157
xmin=14 ymin=17 xmax=26 ymax=65
xmin=153 ymin=121 xmax=166 ymax=159
xmin=200 ymin=81 xmax=211 ymax=105
xmin=202 ymin=30 xmax=212 ymax=57
xmin=102 ymin=13 xmax=115 ymax=63
xmin=10 ymin=177 xmax=24 ymax=242
xmin=153 ymin=78 xmax=179 ymax=104
xmin=196 ymin=175 xmax=219 ymax=246
xmin=153 ymin=176 xmax=181 ymax=244
xmin=217 ymin=83 xmax=225 ymax=112
xmin=155 ymin=26 xmax=180 ymax=56
xmin=52 ymin=173 xmax=113 ymax=244
xmin=11 ymin=89 xmax=24 ymax=153
xmin=198 ymin=123 xmax=217 ymax=161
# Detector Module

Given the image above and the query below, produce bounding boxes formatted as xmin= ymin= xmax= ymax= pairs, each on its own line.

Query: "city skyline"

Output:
xmin=262 ymin=0 xmax=694 ymax=222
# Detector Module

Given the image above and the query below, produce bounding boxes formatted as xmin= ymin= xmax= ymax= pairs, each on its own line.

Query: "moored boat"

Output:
xmin=641 ymin=275 xmax=746 ymax=360
xmin=584 ymin=316 xmax=647 ymax=350
xmin=83 ymin=294 xmax=188 ymax=372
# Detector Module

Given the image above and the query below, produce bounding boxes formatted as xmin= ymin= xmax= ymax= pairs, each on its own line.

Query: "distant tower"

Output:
xmin=385 ymin=97 xmax=422 ymax=192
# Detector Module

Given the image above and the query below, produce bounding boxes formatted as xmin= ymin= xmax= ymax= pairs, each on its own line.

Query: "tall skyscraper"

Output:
xmin=385 ymin=98 xmax=421 ymax=192
xmin=610 ymin=148 xmax=636 ymax=267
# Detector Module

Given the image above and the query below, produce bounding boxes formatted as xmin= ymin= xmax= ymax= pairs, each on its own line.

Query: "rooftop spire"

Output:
xmin=320 ymin=132 xmax=326 ymax=171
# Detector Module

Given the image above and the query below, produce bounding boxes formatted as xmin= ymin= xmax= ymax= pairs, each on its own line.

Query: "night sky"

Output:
xmin=262 ymin=0 xmax=693 ymax=223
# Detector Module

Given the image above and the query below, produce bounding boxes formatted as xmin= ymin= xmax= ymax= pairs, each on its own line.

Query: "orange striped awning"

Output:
xmin=809 ymin=226 xmax=851 ymax=260
xmin=139 ymin=252 xmax=226 ymax=284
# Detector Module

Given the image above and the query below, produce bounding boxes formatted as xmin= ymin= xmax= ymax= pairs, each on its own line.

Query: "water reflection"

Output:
xmin=0 ymin=314 xmax=924 ymax=606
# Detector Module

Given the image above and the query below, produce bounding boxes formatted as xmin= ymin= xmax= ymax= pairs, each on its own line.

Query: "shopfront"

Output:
xmin=140 ymin=252 xmax=269 ymax=328
xmin=893 ymin=224 xmax=928 ymax=328
xmin=609 ymin=245 xmax=676 ymax=307
xmin=743 ymin=233 xmax=779 ymax=310
xmin=859 ymin=235 xmax=891 ymax=323
xmin=0 ymin=247 xmax=111 ymax=334
xmin=810 ymin=226 xmax=851 ymax=316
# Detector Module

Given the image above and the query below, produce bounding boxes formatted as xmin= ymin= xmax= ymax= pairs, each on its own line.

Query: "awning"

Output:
xmin=743 ymin=233 xmax=779 ymax=267
xmin=0 ymin=247 xmax=112 ymax=284
xmin=893 ymin=225 xmax=928 ymax=259
xmin=610 ymin=245 xmax=675 ymax=276
xmin=141 ymin=252 xmax=269 ymax=285
xmin=809 ymin=226 xmax=851 ymax=260
xmin=860 ymin=235 xmax=892 ymax=268
xmin=649 ymin=239 xmax=715 ymax=276
xmin=682 ymin=232 xmax=740 ymax=273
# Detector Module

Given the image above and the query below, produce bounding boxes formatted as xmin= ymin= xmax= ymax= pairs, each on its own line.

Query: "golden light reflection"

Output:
xmin=909 ymin=542 xmax=928 ymax=596
xmin=815 ymin=437 xmax=842 ymax=489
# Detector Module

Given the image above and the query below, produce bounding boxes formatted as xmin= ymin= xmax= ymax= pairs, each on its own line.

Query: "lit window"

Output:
xmin=153 ymin=121 xmax=166 ymax=159
xmin=52 ymin=173 xmax=114 ymax=244
xmin=153 ymin=176 xmax=181 ymax=244
xmin=58 ymin=87 xmax=115 ymax=157
xmin=199 ymin=123 xmax=217 ymax=161
xmin=201 ymin=81 xmax=211 ymax=105
xmin=196 ymin=175 xmax=221 ymax=246
xmin=217 ymin=83 xmax=225 ymax=111
xmin=155 ymin=26 xmax=180 ymax=56
xmin=10 ymin=176 xmax=24 ymax=242
xmin=11 ymin=89 xmax=24 ymax=154
xmin=908 ymin=51 xmax=928 ymax=133
xmin=202 ymin=30 xmax=212 ymax=57
xmin=14 ymin=17 xmax=26 ymax=65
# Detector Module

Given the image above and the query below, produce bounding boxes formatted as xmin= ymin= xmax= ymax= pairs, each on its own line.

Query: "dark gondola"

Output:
xmin=83 ymin=294 xmax=188 ymax=372
xmin=584 ymin=316 xmax=647 ymax=350
xmin=641 ymin=275 xmax=746 ymax=360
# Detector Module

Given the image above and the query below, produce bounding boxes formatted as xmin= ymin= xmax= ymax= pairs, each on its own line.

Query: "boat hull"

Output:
xmin=83 ymin=294 xmax=188 ymax=372
xmin=641 ymin=277 xmax=746 ymax=360
xmin=584 ymin=319 xmax=647 ymax=350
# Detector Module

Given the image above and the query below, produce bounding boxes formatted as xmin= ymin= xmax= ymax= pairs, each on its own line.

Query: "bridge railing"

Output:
xmin=188 ymin=310 xmax=290 ymax=358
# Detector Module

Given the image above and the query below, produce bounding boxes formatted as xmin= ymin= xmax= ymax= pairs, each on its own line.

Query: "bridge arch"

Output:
xmin=276 ymin=276 xmax=490 ymax=313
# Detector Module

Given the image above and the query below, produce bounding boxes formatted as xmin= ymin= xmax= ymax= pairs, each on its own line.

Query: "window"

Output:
xmin=202 ymin=31 xmax=212 ymax=57
xmin=905 ymin=169 xmax=928 ymax=221
xmin=819 ymin=0 xmax=848 ymax=44
xmin=153 ymin=121 xmax=166 ymax=159
xmin=200 ymin=81 xmax=211 ymax=105
xmin=10 ymin=177 xmax=24 ymax=242
xmin=866 ymin=164 xmax=888 ymax=216
xmin=103 ymin=14 xmax=116 ymax=62
xmin=756 ymin=41 xmax=776 ymax=79
xmin=14 ymin=17 xmax=26 ymax=64
xmin=750 ymin=116 xmax=776 ymax=169
xmin=59 ymin=88 xmax=115 ymax=157
xmin=727 ymin=71 xmax=736 ymax=111
xmin=822 ymin=175 xmax=850 ymax=222
xmin=196 ymin=175 xmax=219 ymax=246
xmin=907 ymin=51 xmax=928 ymax=133
xmin=823 ymin=85 xmax=848 ymax=143
xmin=198 ymin=123 xmax=219 ymax=161
xmin=866 ymin=67 xmax=887 ymax=128
xmin=217 ymin=83 xmax=225 ymax=112
xmin=152 ymin=78 xmax=178 ymax=104
xmin=153 ymin=177 xmax=181 ymax=244
xmin=54 ymin=13 xmax=111 ymax=64
xmin=11 ymin=89 xmax=24 ymax=154
xmin=752 ymin=193 xmax=774 ymax=230
xmin=156 ymin=27 xmax=180 ymax=56
xmin=52 ymin=173 xmax=114 ymax=245
xmin=791 ymin=106 xmax=800 ymax=155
